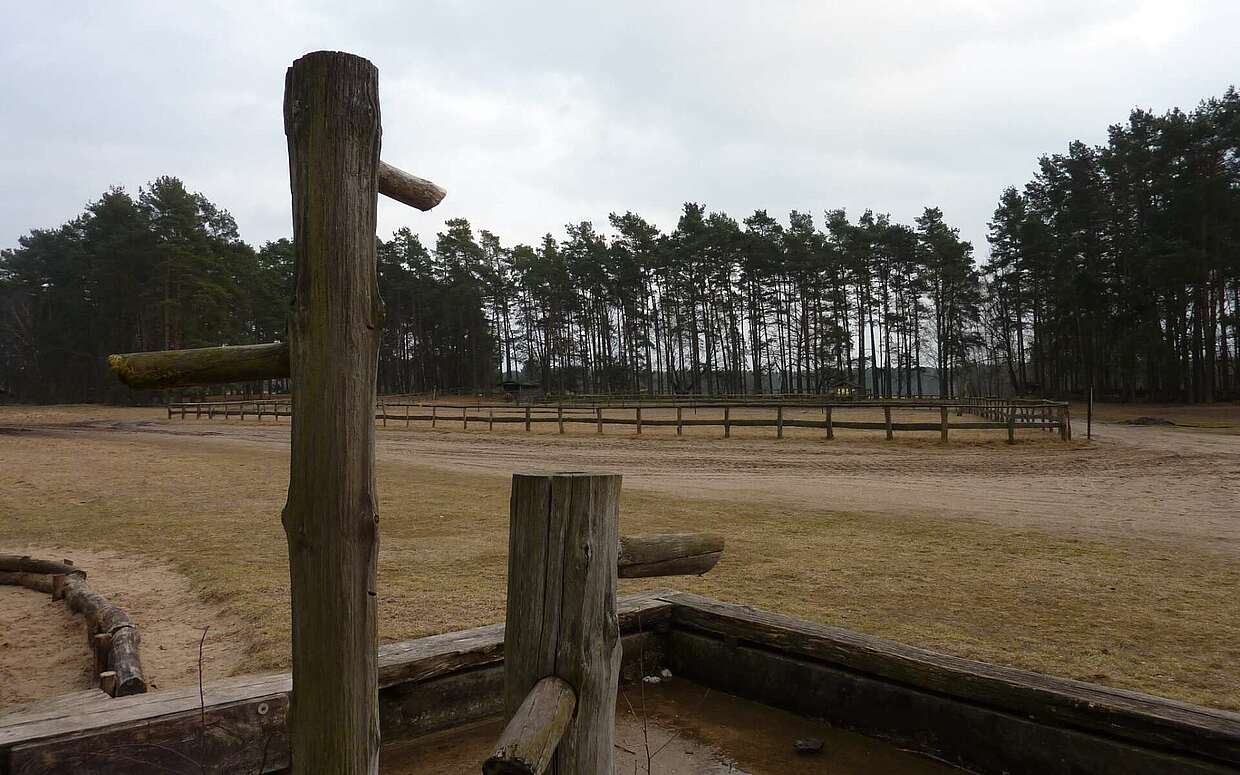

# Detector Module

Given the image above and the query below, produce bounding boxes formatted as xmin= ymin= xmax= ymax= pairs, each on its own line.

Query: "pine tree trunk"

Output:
xmin=282 ymin=51 xmax=383 ymax=775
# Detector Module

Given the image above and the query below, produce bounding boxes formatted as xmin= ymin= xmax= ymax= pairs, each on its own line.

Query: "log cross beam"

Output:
xmin=491 ymin=472 xmax=725 ymax=775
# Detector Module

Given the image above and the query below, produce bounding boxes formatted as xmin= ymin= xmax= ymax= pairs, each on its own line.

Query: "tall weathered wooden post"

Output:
xmin=486 ymin=472 xmax=724 ymax=775
xmin=109 ymin=48 xmax=446 ymax=774
xmin=282 ymin=51 xmax=382 ymax=775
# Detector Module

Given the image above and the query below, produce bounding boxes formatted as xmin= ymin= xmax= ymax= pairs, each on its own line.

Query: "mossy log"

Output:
xmin=108 ymin=342 xmax=290 ymax=390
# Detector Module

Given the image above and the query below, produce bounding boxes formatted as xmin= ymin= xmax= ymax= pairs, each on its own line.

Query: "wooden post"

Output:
xmin=825 ymin=406 xmax=834 ymax=440
xmin=432 ymin=404 xmax=437 ymax=428
xmin=884 ymin=406 xmax=893 ymax=440
xmin=381 ymin=402 xmax=386 ymax=427
xmin=940 ymin=406 xmax=949 ymax=442
xmin=636 ymin=406 xmax=642 ymax=435
xmin=1008 ymin=406 xmax=1017 ymax=444
xmin=596 ymin=407 xmax=603 ymax=434
xmin=676 ymin=406 xmax=683 ymax=436
xmin=525 ymin=406 xmax=531 ymax=432
xmin=558 ymin=404 xmax=564 ymax=434
xmin=489 ymin=407 xmax=495 ymax=432
xmin=463 ymin=407 xmax=469 ymax=430
xmin=777 ymin=405 xmax=784 ymax=439
xmin=282 ymin=51 xmax=382 ymax=775
xmin=723 ymin=406 xmax=730 ymax=438
xmin=405 ymin=404 xmax=410 ymax=428
xmin=505 ymin=472 xmax=621 ymax=774
xmin=1060 ymin=405 xmax=1069 ymax=441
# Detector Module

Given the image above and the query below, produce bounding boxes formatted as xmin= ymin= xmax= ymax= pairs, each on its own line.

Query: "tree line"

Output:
xmin=983 ymin=88 xmax=1239 ymax=402
xmin=2 ymin=88 xmax=1236 ymax=404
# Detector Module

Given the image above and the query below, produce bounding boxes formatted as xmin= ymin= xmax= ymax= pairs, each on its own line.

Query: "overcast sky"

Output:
xmin=3 ymin=1 xmax=1237 ymax=260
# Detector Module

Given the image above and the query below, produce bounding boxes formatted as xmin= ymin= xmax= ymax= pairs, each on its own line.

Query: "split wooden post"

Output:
xmin=825 ymin=406 xmax=834 ymax=440
xmin=723 ymin=406 xmax=730 ymax=438
xmin=940 ymin=406 xmax=949 ymax=442
xmin=777 ymin=405 xmax=784 ymax=439
xmin=505 ymin=472 xmax=622 ymax=774
xmin=525 ymin=406 xmax=532 ymax=432
xmin=282 ymin=51 xmax=382 ymax=775
xmin=884 ymin=406 xmax=893 ymax=440
xmin=676 ymin=406 xmax=683 ymax=436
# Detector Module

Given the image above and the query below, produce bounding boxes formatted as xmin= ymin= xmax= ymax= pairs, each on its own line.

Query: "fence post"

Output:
xmin=505 ymin=472 xmax=621 ymax=774
xmin=558 ymin=404 xmax=564 ymax=434
xmin=636 ymin=406 xmax=642 ymax=435
xmin=676 ymin=406 xmax=683 ymax=436
xmin=381 ymin=402 xmax=386 ymax=427
xmin=431 ymin=404 xmax=437 ymax=428
xmin=405 ymin=404 xmax=410 ymax=428
xmin=489 ymin=407 xmax=494 ymax=432
xmin=463 ymin=406 xmax=468 ymax=430
xmin=723 ymin=406 xmax=730 ymax=438
xmin=1007 ymin=406 xmax=1016 ymax=444
xmin=777 ymin=405 xmax=784 ymax=439
xmin=825 ymin=406 xmax=833 ymax=440
xmin=940 ymin=406 xmax=949 ymax=442
xmin=525 ymin=406 xmax=531 ymax=433
xmin=596 ymin=407 xmax=603 ymax=434
xmin=884 ymin=406 xmax=893 ymax=440
xmin=281 ymin=50 xmax=382 ymax=774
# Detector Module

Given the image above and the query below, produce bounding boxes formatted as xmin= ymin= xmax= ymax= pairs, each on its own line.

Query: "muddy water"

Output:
xmin=382 ymin=679 xmax=960 ymax=773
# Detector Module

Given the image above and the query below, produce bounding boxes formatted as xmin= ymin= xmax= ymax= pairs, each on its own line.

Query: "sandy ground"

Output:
xmin=0 ymin=547 xmax=245 ymax=706
xmin=2 ymin=402 xmax=1238 ymax=711
xmin=40 ymin=405 xmax=1240 ymax=556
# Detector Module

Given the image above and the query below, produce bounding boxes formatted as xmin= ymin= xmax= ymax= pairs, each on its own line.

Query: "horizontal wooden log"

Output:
xmin=0 ymin=571 xmax=54 ymax=593
xmin=108 ymin=342 xmax=290 ymax=390
xmin=485 ymin=676 xmax=576 ymax=775
xmin=62 ymin=574 xmax=146 ymax=696
xmin=618 ymin=533 xmax=724 ymax=578
xmin=0 ymin=555 xmax=85 ymax=577
xmin=378 ymin=161 xmax=446 ymax=211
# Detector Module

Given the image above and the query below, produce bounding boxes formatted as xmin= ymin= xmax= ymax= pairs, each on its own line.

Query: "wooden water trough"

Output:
xmin=3 ymin=588 xmax=1238 ymax=774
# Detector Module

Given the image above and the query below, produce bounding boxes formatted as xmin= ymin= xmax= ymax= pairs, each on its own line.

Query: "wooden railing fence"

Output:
xmin=167 ymin=397 xmax=1072 ymax=442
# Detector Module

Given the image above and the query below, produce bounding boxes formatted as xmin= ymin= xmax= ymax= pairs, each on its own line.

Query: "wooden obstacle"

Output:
xmin=4 ymin=590 xmax=1238 ymax=775
xmin=104 ymin=50 xmax=447 ymax=773
xmin=0 ymin=556 xmax=145 ymax=697
xmin=489 ymin=472 xmax=722 ymax=773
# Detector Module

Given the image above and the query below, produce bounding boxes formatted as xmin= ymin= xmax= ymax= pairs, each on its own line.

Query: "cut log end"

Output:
xmin=379 ymin=161 xmax=447 ymax=211
xmin=485 ymin=676 xmax=577 ymax=775
xmin=618 ymin=533 xmax=725 ymax=578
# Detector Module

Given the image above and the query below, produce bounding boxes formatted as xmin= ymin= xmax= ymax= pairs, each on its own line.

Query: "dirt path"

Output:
xmin=25 ymin=413 xmax=1240 ymax=557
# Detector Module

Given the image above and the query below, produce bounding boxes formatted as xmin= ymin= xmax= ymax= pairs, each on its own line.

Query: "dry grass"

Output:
xmin=1072 ymin=400 xmax=1240 ymax=431
xmin=1 ymin=407 xmax=1237 ymax=711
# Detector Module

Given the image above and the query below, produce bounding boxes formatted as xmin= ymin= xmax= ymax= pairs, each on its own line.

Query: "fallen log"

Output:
xmin=62 ymin=574 xmax=146 ymax=697
xmin=0 ymin=555 xmax=85 ymax=577
xmin=618 ymin=533 xmax=724 ymax=578
xmin=108 ymin=341 xmax=290 ymax=390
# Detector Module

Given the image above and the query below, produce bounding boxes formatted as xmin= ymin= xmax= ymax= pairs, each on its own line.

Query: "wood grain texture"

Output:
xmin=505 ymin=472 xmax=622 ymax=775
xmin=61 ymin=574 xmax=145 ymax=696
xmin=282 ymin=49 xmax=383 ymax=775
xmin=107 ymin=342 xmax=290 ymax=390
xmin=662 ymin=592 xmax=1240 ymax=770
xmin=484 ymin=676 xmax=576 ymax=775
xmin=618 ymin=533 xmax=724 ymax=578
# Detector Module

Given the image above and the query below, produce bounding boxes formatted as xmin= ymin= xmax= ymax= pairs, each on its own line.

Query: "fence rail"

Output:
xmin=166 ymin=397 xmax=1071 ymax=442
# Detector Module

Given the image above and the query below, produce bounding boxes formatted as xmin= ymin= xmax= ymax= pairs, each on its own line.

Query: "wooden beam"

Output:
xmin=618 ymin=533 xmax=723 ymax=578
xmin=378 ymin=161 xmax=446 ymax=211
xmin=505 ymin=472 xmax=621 ymax=774
xmin=282 ymin=50 xmax=382 ymax=775
xmin=484 ymin=676 xmax=576 ymax=775
xmin=108 ymin=342 xmax=290 ymax=390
